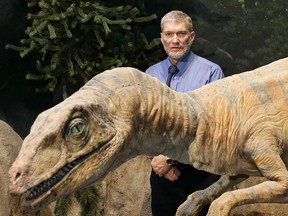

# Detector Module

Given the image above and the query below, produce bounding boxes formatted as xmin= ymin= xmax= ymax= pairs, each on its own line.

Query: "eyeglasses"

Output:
xmin=162 ymin=31 xmax=189 ymax=38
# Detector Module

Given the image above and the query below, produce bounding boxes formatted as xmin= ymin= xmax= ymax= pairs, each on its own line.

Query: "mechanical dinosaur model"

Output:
xmin=8 ymin=58 xmax=288 ymax=216
xmin=0 ymin=120 xmax=54 ymax=216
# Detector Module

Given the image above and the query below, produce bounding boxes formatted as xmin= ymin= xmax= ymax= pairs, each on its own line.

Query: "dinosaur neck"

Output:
xmin=86 ymin=69 xmax=200 ymax=164
xmin=134 ymin=81 xmax=199 ymax=163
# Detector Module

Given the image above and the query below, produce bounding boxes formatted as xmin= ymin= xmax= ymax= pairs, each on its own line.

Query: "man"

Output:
xmin=146 ymin=10 xmax=225 ymax=216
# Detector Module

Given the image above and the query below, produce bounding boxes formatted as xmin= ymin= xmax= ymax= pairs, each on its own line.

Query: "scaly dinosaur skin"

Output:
xmin=9 ymin=58 xmax=288 ymax=215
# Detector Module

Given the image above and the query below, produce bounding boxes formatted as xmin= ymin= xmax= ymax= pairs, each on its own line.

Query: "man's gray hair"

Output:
xmin=160 ymin=10 xmax=193 ymax=32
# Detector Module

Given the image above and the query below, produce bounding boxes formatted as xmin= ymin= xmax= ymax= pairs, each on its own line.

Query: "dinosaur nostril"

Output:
xmin=15 ymin=172 xmax=21 ymax=180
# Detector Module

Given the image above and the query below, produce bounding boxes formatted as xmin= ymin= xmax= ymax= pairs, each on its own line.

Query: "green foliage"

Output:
xmin=54 ymin=185 xmax=100 ymax=216
xmin=206 ymin=0 xmax=288 ymax=71
xmin=6 ymin=0 xmax=162 ymax=99
xmin=75 ymin=185 xmax=100 ymax=216
xmin=54 ymin=194 xmax=72 ymax=216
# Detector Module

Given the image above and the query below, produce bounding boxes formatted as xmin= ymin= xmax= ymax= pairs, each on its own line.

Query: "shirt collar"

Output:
xmin=165 ymin=51 xmax=194 ymax=76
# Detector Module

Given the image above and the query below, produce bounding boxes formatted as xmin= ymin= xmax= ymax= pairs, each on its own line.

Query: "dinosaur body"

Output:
xmin=9 ymin=58 xmax=288 ymax=215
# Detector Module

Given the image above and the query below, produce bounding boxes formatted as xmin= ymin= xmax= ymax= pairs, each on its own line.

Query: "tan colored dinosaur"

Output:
xmin=0 ymin=120 xmax=54 ymax=216
xmin=8 ymin=57 xmax=288 ymax=216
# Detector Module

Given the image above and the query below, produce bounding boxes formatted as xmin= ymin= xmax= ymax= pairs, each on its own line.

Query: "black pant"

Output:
xmin=150 ymin=163 xmax=219 ymax=216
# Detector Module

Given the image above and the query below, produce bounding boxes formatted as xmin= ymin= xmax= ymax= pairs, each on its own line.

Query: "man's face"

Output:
xmin=161 ymin=21 xmax=195 ymax=63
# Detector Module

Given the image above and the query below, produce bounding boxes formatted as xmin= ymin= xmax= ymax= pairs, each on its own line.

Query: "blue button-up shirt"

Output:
xmin=146 ymin=51 xmax=224 ymax=92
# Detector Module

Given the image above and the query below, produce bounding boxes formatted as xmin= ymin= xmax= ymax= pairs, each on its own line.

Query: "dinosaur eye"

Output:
xmin=70 ymin=122 xmax=84 ymax=135
xmin=66 ymin=118 xmax=87 ymax=138
xmin=64 ymin=115 xmax=89 ymax=151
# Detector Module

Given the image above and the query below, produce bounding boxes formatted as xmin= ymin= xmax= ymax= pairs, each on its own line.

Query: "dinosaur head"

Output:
xmin=8 ymin=87 xmax=132 ymax=211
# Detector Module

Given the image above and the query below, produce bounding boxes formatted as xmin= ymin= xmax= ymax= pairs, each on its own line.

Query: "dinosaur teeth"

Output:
xmin=67 ymin=163 xmax=75 ymax=169
xmin=26 ymin=168 xmax=68 ymax=200
xmin=63 ymin=167 xmax=71 ymax=172
xmin=25 ymin=161 xmax=79 ymax=201
xmin=59 ymin=170 xmax=67 ymax=176
xmin=47 ymin=180 xmax=52 ymax=187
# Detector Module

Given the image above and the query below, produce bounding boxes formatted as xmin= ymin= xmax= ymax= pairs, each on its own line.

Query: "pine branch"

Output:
xmin=6 ymin=0 xmax=163 ymax=100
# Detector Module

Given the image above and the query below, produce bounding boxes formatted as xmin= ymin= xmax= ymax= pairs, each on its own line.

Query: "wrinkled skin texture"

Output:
xmin=8 ymin=58 xmax=288 ymax=216
xmin=0 ymin=120 xmax=54 ymax=216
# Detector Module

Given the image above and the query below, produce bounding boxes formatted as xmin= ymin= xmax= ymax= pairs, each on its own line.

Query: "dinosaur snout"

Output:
xmin=8 ymin=164 xmax=29 ymax=196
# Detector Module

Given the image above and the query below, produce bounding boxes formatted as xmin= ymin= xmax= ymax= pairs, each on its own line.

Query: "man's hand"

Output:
xmin=164 ymin=166 xmax=181 ymax=181
xmin=150 ymin=154 xmax=181 ymax=181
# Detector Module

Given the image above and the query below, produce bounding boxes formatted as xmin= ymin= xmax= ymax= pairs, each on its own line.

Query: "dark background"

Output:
xmin=0 ymin=0 xmax=287 ymax=137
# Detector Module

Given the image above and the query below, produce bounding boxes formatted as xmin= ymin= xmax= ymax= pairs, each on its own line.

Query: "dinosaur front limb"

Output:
xmin=176 ymin=175 xmax=247 ymax=216
xmin=206 ymin=154 xmax=288 ymax=216
xmin=207 ymin=180 xmax=288 ymax=216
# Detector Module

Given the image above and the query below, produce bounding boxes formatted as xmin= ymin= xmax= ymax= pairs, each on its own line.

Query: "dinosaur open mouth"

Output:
xmin=26 ymin=141 xmax=108 ymax=201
